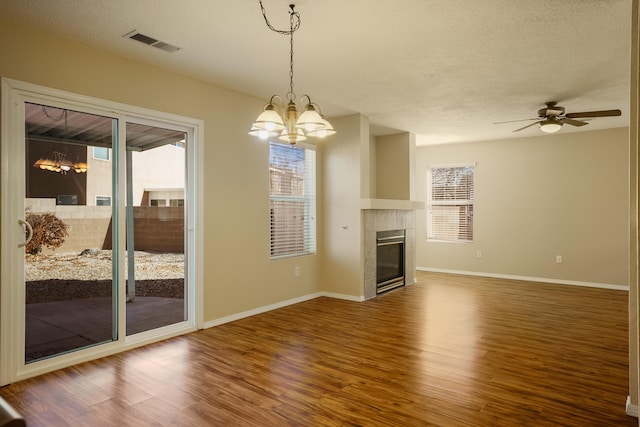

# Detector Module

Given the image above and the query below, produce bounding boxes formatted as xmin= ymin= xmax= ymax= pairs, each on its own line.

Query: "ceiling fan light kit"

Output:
xmin=495 ymin=101 xmax=622 ymax=135
xmin=539 ymin=118 xmax=563 ymax=134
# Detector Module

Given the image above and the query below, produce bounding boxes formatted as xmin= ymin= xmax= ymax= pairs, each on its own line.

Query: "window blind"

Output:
xmin=269 ymin=142 xmax=316 ymax=258
xmin=427 ymin=164 xmax=474 ymax=242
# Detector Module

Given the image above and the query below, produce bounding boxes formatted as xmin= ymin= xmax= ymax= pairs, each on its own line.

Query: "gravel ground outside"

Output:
xmin=25 ymin=250 xmax=184 ymax=282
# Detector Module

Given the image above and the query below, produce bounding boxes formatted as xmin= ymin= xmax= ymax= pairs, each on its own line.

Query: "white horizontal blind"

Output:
xmin=427 ymin=164 xmax=474 ymax=242
xmin=269 ymin=142 xmax=316 ymax=258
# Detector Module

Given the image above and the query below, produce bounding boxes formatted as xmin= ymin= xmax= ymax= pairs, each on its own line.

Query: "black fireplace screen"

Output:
xmin=376 ymin=230 xmax=405 ymax=293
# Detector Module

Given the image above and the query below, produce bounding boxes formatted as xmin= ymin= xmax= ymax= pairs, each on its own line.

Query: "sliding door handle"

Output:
xmin=18 ymin=219 xmax=33 ymax=248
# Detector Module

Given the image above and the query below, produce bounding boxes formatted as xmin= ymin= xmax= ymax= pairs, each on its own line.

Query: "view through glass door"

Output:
xmin=22 ymin=105 xmax=190 ymax=363
xmin=1 ymin=79 xmax=201 ymax=385
xmin=24 ymin=102 xmax=118 ymax=362
xmin=124 ymin=122 xmax=187 ymax=336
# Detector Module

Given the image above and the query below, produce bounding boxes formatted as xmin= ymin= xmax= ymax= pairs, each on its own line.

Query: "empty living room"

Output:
xmin=1 ymin=1 xmax=639 ymax=426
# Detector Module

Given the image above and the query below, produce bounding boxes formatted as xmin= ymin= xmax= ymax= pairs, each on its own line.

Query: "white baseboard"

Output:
xmin=203 ymin=293 xmax=322 ymax=329
xmin=416 ymin=267 xmax=629 ymax=291
xmin=319 ymin=291 xmax=365 ymax=302
xmin=202 ymin=291 xmax=363 ymax=329
xmin=626 ymin=395 xmax=639 ymax=417
xmin=203 ymin=269 xmax=626 ymax=330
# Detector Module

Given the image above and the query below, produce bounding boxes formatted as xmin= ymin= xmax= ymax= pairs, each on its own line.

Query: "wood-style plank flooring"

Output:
xmin=0 ymin=271 xmax=636 ymax=426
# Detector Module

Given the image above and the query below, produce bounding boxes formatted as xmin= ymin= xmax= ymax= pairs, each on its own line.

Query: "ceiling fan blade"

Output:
xmin=493 ymin=118 xmax=538 ymax=125
xmin=512 ymin=121 xmax=540 ymax=132
xmin=565 ymin=109 xmax=622 ymax=118
xmin=563 ymin=118 xmax=589 ymax=127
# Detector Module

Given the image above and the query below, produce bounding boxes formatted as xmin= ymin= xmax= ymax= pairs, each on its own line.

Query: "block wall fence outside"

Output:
xmin=131 ymin=207 xmax=184 ymax=253
xmin=25 ymin=198 xmax=184 ymax=254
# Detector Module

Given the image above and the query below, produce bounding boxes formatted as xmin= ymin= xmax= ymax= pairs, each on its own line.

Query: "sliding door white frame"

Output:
xmin=0 ymin=78 xmax=204 ymax=385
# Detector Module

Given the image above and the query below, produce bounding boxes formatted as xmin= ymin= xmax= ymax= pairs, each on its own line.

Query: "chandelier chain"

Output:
xmin=288 ymin=13 xmax=295 ymax=101
xmin=259 ymin=1 xmax=300 ymax=102
xmin=258 ymin=1 xmax=300 ymax=36
xmin=41 ymin=106 xmax=68 ymax=134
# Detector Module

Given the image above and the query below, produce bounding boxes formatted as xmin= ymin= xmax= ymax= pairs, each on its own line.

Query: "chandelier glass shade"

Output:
xmin=249 ymin=2 xmax=335 ymax=145
xmin=33 ymin=151 xmax=87 ymax=174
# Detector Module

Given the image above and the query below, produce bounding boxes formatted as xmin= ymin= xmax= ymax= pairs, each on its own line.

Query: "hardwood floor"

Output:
xmin=0 ymin=271 xmax=636 ymax=426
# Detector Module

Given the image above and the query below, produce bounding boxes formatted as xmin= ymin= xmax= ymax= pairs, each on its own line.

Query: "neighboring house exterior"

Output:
xmin=26 ymin=141 xmax=186 ymax=253
xmin=28 ymin=142 xmax=185 ymax=207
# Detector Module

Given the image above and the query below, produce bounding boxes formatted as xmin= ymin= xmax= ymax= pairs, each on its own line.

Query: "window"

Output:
xmin=269 ymin=142 xmax=316 ymax=258
xmin=57 ymin=195 xmax=77 ymax=205
xmin=93 ymin=146 xmax=110 ymax=161
xmin=150 ymin=199 xmax=166 ymax=206
xmin=170 ymin=199 xmax=184 ymax=207
xmin=427 ymin=163 xmax=474 ymax=242
xmin=95 ymin=195 xmax=111 ymax=206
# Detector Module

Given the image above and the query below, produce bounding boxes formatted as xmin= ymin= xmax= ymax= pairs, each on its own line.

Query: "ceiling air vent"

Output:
xmin=123 ymin=30 xmax=181 ymax=53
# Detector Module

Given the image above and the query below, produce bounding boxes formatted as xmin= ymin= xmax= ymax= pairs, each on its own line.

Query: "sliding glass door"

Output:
xmin=124 ymin=122 xmax=188 ymax=336
xmin=24 ymin=103 xmax=118 ymax=363
xmin=1 ymin=79 xmax=202 ymax=385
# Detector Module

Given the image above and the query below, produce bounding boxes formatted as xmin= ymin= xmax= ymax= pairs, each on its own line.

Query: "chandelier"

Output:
xmin=249 ymin=2 xmax=335 ymax=145
xmin=33 ymin=151 xmax=87 ymax=174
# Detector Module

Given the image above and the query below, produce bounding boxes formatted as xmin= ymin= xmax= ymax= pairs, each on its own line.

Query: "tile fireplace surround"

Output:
xmin=363 ymin=209 xmax=416 ymax=299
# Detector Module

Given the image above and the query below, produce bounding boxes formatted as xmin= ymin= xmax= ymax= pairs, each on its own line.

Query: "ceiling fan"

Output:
xmin=495 ymin=101 xmax=622 ymax=134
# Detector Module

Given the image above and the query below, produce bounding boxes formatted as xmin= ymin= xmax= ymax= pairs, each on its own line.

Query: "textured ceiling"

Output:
xmin=0 ymin=0 xmax=632 ymax=145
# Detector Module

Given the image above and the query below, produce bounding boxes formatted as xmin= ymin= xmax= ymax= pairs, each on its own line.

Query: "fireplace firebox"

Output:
xmin=376 ymin=230 xmax=405 ymax=294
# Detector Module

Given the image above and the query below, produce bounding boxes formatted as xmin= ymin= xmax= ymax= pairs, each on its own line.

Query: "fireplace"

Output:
xmin=363 ymin=209 xmax=416 ymax=300
xmin=376 ymin=230 xmax=405 ymax=294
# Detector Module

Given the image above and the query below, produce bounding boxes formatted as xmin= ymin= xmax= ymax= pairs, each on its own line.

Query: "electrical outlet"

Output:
xmin=476 ymin=250 xmax=483 ymax=258
xmin=556 ymin=255 xmax=562 ymax=264
xmin=294 ymin=266 xmax=300 ymax=277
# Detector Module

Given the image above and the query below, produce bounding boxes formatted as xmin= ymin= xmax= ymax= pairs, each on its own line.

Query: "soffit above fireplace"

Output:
xmin=360 ymin=198 xmax=424 ymax=210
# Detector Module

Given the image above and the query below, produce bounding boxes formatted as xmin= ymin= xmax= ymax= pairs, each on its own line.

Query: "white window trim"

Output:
xmin=426 ymin=162 xmax=475 ymax=243
xmin=95 ymin=195 xmax=111 ymax=206
xmin=269 ymin=141 xmax=317 ymax=259
xmin=92 ymin=146 xmax=111 ymax=161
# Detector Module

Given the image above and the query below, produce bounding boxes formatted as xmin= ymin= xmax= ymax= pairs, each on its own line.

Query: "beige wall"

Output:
xmin=368 ymin=134 xmax=377 ymax=199
xmin=416 ymin=127 xmax=629 ymax=286
xmin=0 ymin=18 xmax=321 ymax=322
xmin=376 ymin=133 xmax=411 ymax=200
xmin=318 ymin=114 xmax=367 ymax=297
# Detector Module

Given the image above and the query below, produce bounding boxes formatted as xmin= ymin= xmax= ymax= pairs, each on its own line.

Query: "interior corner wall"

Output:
xmin=318 ymin=114 xmax=368 ymax=297
xmin=416 ymin=127 xmax=629 ymax=287
xmin=368 ymin=134 xmax=377 ymax=199
xmin=0 ymin=18 xmax=320 ymax=324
